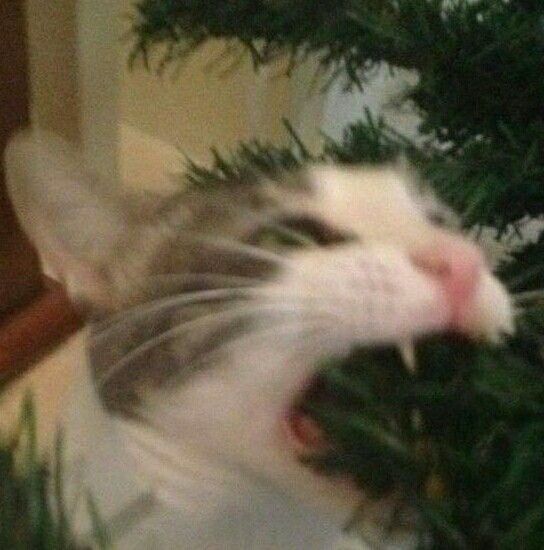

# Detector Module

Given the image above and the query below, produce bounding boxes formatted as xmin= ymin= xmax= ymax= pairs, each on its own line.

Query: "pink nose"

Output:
xmin=411 ymin=239 xmax=484 ymax=332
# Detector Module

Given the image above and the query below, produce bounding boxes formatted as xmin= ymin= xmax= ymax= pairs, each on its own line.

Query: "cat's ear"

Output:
xmin=4 ymin=130 xmax=133 ymax=313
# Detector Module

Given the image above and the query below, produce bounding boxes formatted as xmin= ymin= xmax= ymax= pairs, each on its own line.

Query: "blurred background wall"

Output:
xmin=23 ymin=0 xmax=416 ymax=194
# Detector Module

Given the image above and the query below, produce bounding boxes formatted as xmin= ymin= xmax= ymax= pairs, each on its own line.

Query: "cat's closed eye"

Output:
xmin=249 ymin=215 xmax=353 ymax=249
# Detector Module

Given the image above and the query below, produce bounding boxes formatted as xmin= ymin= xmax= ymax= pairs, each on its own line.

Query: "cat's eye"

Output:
xmin=249 ymin=215 xmax=352 ymax=249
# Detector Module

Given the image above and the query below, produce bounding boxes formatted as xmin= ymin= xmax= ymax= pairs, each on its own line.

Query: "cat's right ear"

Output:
xmin=4 ymin=130 xmax=131 ymax=313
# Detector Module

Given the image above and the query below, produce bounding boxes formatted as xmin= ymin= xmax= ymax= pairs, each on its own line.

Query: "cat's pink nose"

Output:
xmin=411 ymin=239 xmax=484 ymax=332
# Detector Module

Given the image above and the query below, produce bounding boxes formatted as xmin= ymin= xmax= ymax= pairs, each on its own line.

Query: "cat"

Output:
xmin=5 ymin=130 xmax=513 ymax=549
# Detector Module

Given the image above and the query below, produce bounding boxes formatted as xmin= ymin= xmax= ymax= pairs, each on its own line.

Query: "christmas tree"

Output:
xmin=2 ymin=1 xmax=543 ymax=547
xmin=129 ymin=1 xmax=544 ymax=547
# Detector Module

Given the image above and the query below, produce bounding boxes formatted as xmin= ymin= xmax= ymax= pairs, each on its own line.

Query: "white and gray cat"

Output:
xmin=5 ymin=131 xmax=513 ymax=549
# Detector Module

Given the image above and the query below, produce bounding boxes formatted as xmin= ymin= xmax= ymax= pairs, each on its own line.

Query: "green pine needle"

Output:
xmin=131 ymin=0 xmax=544 ymax=231
xmin=0 ymin=394 xmax=107 ymax=549
xmin=304 ymin=323 xmax=544 ymax=548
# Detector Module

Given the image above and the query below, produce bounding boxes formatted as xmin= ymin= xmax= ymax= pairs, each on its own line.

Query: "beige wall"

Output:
xmin=120 ymin=40 xmax=294 ymax=164
xmin=25 ymin=0 xmax=80 ymax=143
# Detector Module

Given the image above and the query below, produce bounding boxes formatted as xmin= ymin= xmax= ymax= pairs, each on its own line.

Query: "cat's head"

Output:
xmin=6 ymin=131 xmax=513 ymax=518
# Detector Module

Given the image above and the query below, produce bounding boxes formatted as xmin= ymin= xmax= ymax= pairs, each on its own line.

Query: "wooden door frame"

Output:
xmin=0 ymin=1 xmax=80 ymax=380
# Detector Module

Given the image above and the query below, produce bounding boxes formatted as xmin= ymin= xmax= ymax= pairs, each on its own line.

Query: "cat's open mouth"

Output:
xmin=283 ymin=340 xmax=419 ymax=456
xmin=281 ymin=330 xmax=494 ymax=502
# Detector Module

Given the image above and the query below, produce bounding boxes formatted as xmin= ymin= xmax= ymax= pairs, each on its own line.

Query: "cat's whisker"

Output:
xmin=94 ymin=287 xmax=340 ymax=342
xmin=142 ymin=319 xmax=330 ymax=417
xmin=98 ymin=303 xmax=333 ymax=388
xmin=146 ymin=273 xmax=265 ymax=289
xmin=97 ymin=283 xmax=250 ymax=333
xmin=184 ymin=231 xmax=291 ymax=266
xmin=94 ymin=287 xmax=263 ymax=340
xmin=96 ymin=273 xmax=268 ymax=333
xmin=159 ymin=317 xmax=331 ymax=395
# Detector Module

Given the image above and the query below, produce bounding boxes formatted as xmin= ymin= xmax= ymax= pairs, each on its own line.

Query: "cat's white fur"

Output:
xmin=5 ymin=131 xmax=513 ymax=549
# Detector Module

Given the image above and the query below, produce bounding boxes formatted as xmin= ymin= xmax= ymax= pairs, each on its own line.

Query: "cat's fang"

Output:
xmin=398 ymin=341 xmax=417 ymax=373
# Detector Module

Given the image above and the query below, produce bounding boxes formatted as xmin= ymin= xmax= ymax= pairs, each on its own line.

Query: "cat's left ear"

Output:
xmin=4 ymin=130 xmax=135 ymax=313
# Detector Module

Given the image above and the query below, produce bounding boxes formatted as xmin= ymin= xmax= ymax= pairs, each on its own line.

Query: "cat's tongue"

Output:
xmin=282 ymin=369 xmax=334 ymax=455
xmin=285 ymin=409 xmax=330 ymax=454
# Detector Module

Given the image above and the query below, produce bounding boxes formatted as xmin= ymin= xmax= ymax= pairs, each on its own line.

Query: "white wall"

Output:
xmin=322 ymin=64 xmax=421 ymax=143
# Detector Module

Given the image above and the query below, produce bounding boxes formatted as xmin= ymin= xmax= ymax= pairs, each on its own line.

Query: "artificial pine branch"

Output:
xmin=181 ymin=113 xmax=416 ymax=190
xmin=183 ymin=120 xmax=314 ymax=189
xmin=132 ymin=0 xmax=544 ymax=230
xmin=130 ymin=0 xmax=544 ymax=141
xmin=0 ymin=395 xmax=108 ymax=549
xmin=305 ymin=307 xmax=544 ymax=549
xmin=499 ymin=233 xmax=544 ymax=294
